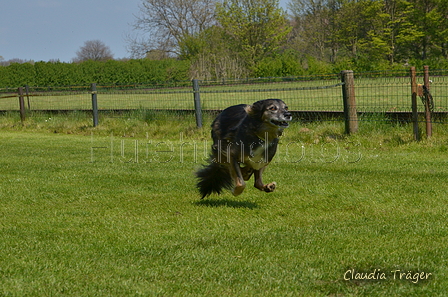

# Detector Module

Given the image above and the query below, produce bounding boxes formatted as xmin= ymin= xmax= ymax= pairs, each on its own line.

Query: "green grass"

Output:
xmin=1 ymin=118 xmax=448 ymax=296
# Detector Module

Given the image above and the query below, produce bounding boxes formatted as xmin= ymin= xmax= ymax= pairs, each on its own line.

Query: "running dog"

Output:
xmin=196 ymin=99 xmax=292 ymax=198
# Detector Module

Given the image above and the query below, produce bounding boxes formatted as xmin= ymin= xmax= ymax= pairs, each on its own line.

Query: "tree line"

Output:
xmin=288 ymin=0 xmax=448 ymax=71
xmin=129 ymin=0 xmax=448 ymax=77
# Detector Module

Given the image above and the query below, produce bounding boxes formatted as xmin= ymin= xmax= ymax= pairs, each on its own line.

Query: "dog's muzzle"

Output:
xmin=271 ymin=112 xmax=292 ymax=128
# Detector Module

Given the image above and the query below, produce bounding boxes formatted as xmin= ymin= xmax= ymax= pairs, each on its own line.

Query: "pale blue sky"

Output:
xmin=1 ymin=0 xmax=142 ymax=62
xmin=1 ymin=0 xmax=289 ymax=63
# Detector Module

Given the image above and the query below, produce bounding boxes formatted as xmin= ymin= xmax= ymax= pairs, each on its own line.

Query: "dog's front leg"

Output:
xmin=229 ymin=158 xmax=246 ymax=196
xmin=254 ymin=167 xmax=276 ymax=192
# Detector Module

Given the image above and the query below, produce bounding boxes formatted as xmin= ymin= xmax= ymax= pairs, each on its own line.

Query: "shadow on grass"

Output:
xmin=194 ymin=198 xmax=259 ymax=209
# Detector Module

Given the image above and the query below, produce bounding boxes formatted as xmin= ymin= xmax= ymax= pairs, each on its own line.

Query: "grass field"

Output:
xmin=1 ymin=76 xmax=447 ymax=112
xmin=1 ymin=117 xmax=448 ymax=296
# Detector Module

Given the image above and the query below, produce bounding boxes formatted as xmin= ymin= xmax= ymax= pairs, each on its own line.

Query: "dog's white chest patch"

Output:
xmin=245 ymin=145 xmax=269 ymax=170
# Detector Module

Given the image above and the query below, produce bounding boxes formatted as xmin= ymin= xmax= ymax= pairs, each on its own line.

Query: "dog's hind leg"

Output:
xmin=229 ymin=159 xmax=246 ymax=196
xmin=254 ymin=167 xmax=277 ymax=192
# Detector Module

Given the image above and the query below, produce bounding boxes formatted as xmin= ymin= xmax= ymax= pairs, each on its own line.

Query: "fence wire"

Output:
xmin=1 ymin=71 xmax=447 ymax=124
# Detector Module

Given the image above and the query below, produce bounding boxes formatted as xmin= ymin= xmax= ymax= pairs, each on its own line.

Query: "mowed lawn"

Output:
xmin=1 ymin=128 xmax=448 ymax=296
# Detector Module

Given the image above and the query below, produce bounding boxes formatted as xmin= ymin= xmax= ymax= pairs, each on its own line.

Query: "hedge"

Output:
xmin=0 ymin=59 xmax=192 ymax=88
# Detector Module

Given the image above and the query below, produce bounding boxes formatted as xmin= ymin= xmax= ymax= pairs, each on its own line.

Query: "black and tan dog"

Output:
xmin=196 ymin=99 xmax=292 ymax=198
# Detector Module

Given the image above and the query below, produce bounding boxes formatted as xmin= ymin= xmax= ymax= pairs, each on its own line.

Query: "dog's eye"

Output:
xmin=269 ymin=106 xmax=278 ymax=111
xmin=284 ymin=106 xmax=289 ymax=110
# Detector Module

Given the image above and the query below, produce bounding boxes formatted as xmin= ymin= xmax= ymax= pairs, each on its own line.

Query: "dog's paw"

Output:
xmin=264 ymin=182 xmax=277 ymax=192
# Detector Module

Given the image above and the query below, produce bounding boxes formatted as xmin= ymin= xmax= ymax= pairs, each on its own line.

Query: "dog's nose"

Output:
xmin=284 ymin=111 xmax=292 ymax=120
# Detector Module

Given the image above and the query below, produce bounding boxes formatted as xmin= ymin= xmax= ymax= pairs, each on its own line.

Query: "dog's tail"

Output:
xmin=196 ymin=162 xmax=233 ymax=199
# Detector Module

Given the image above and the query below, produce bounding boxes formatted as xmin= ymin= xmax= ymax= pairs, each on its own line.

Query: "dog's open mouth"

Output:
xmin=270 ymin=120 xmax=290 ymax=128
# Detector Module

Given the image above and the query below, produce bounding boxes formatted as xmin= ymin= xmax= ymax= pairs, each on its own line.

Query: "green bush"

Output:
xmin=253 ymin=51 xmax=305 ymax=77
xmin=1 ymin=54 xmax=445 ymax=89
xmin=0 ymin=59 xmax=192 ymax=88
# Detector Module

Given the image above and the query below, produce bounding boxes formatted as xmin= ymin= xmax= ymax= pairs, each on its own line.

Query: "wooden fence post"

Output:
xmin=423 ymin=65 xmax=432 ymax=138
xmin=18 ymin=87 xmax=26 ymax=123
xmin=340 ymin=70 xmax=358 ymax=134
xmin=91 ymin=83 xmax=99 ymax=127
xmin=25 ymin=84 xmax=31 ymax=109
xmin=410 ymin=67 xmax=420 ymax=141
xmin=192 ymin=79 xmax=203 ymax=128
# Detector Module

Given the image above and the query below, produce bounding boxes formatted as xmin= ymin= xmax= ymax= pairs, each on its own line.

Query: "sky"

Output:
xmin=1 ymin=0 xmax=289 ymax=63
xmin=1 ymin=0 xmax=142 ymax=62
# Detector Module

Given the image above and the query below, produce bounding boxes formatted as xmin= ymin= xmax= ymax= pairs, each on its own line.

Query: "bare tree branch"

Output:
xmin=128 ymin=0 xmax=216 ymax=58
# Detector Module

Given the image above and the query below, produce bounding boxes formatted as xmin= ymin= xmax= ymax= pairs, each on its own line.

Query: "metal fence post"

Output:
xmin=91 ymin=83 xmax=99 ymax=127
xmin=410 ymin=67 xmax=420 ymax=141
xmin=192 ymin=79 xmax=203 ymax=128
xmin=18 ymin=87 xmax=26 ymax=123
xmin=341 ymin=70 xmax=358 ymax=134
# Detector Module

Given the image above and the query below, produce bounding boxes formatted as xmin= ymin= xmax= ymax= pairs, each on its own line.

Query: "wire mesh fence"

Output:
xmin=1 ymin=69 xmax=447 ymax=126
xmin=355 ymin=70 xmax=448 ymax=112
xmin=195 ymin=75 xmax=343 ymax=111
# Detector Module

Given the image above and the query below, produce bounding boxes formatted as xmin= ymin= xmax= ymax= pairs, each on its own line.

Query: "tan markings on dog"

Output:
xmin=245 ymin=145 xmax=269 ymax=170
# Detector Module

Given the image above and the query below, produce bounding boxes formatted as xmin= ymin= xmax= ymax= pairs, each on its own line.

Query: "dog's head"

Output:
xmin=248 ymin=99 xmax=292 ymax=130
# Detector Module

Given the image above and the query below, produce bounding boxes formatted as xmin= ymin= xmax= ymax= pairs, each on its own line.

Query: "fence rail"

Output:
xmin=1 ymin=68 xmax=448 ymax=134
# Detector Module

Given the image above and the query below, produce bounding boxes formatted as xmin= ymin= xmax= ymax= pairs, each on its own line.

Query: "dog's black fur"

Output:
xmin=196 ymin=99 xmax=292 ymax=198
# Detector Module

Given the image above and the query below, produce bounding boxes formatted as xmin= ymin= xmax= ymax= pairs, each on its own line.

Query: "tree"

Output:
xmin=288 ymin=0 xmax=341 ymax=62
xmin=380 ymin=0 xmax=423 ymax=64
xmin=177 ymin=0 xmax=290 ymax=79
xmin=179 ymin=26 xmax=249 ymax=80
xmin=74 ymin=40 xmax=114 ymax=62
xmin=215 ymin=0 xmax=291 ymax=68
xmin=129 ymin=0 xmax=216 ymax=58
xmin=407 ymin=0 xmax=448 ymax=60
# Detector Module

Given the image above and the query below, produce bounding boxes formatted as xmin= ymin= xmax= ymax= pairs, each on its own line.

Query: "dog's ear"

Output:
xmin=248 ymin=100 xmax=266 ymax=118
